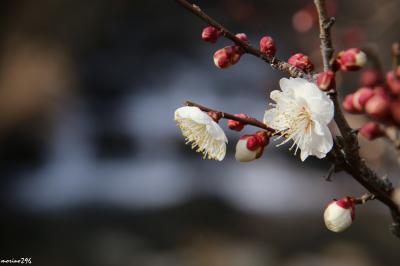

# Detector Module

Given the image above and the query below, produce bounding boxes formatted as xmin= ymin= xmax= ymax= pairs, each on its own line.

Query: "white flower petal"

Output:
xmin=175 ymin=106 xmax=227 ymax=161
xmin=265 ymin=78 xmax=334 ymax=161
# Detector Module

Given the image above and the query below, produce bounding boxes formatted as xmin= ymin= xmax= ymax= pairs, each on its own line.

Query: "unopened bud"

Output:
xmin=359 ymin=122 xmax=384 ymax=140
xmin=316 ymin=71 xmax=335 ymax=91
xmin=288 ymin=53 xmax=314 ymax=72
xmin=392 ymin=187 xmax=400 ymax=208
xmin=207 ymin=111 xmax=222 ymax=122
xmin=235 ymin=33 xmax=249 ymax=43
xmin=259 ymin=36 xmax=276 ymax=57
xmin=213 ymin=46 xmax=242 ymax=69
xmin=365 ymin=94 xmax=390 ymax=120
xmin=202 ymin=26 xmax=220 ymax=43
xmin=235 ymin=133 xmax=268 ymax=162
xmin=228 ymin=114 xmax=249 ymax=131
xmin=324 ymin=197 xmax=355 ymax=233
xmin=255 ymin=131 xmax=270 ymax=147
xmin=360 ymin=69 xmax=382 ymax=87
xmin=336 ymin=48 xmax=367 ymax=71
xmin=352 ymin=87 xmax=374 ymax=111
xmin=386 ymin=71 xmax=400 ymax=95
xmin=342 ymin=94 xmax=359 ymax=113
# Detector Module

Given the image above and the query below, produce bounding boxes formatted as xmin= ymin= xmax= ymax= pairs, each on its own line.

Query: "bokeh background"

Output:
xmin=0 ymin=0 xmax=399 ymax=265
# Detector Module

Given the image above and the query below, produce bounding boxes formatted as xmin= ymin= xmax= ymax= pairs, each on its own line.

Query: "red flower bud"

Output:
xmin=342 ymin=94 xmax=359 ymax=113
xmin=359 ymin=122 xmax=384 ymax=140
xmin=201 ymin=26 xmax=220 ymax=43
xmin=316 ymin=71 xmax=336 ymax=91
xmin=255 ymin=131 xmax=270 ymax=147
xmin=235 ymin=133 xmax=268 ymax=162
xmin=235 ymin=33 xmax=249 ymax=43
xmin=227 ymin=114 xmax=249 ymax=131
xmin=365 ymin=94 xmax=390 ymax=120
xmin=207 ymin=111 xmax=222 ymax=122
xmin=324 ymin=197 xmax=355 ymax=233
xmin=259 ymin=36 xmax=276 ymax=57
xmin=360 ymin=69 xmax=382 ymax=87
xmin=288 ymin=53 xmax=314 ymax=72
xmin=386 ymin=71 xmax=400 ymax=95
xmin=213 ymin=46 xmax=242 ymax=69
xmin=336 ymin=48 xmax=367 ymax=71
xmin=352 ymin=87 xmax=374 ymax=111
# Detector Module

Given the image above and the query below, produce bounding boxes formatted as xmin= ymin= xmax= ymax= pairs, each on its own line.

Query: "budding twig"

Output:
xmin=185 ymin=100 xmax=274 ymax=132
xmin=175 ymin=0 xmax=311 ymax=79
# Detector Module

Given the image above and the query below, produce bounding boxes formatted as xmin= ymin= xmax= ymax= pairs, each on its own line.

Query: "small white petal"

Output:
xmin=175 ymin=106 xmax=227 ymax=161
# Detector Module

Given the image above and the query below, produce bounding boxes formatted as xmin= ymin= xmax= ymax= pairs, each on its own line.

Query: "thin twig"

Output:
xmin=351 ymin=193 xmax=376 ymax=205
xmin=185 ymin=100 xmax=274 ymax=132
xmin=175 ymin=0 xmax=311 ymax=79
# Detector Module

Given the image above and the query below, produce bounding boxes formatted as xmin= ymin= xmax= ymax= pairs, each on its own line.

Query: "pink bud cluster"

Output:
xmin=201 ymin=26 xmax=277 ymax=70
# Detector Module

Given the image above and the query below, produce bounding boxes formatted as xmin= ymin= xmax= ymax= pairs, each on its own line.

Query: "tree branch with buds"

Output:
xmin=174 ymin=0 xmax=400 ymax=238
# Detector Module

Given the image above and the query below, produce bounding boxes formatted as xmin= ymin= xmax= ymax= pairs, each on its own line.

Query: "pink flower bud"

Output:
xmin=365 ymin=94 xmax=390 ymax=120
xmin=324 ymin=197 xmax=355 ymax=233
xmin=207 ymin=111 xmax=222 ymax=122
xmin=359 ymin=122 xmax=384 ymax=140
xmin=342 ymin=94 xmax=360 ymax=113
xmin=235 ymin=133 xmax=268 ymax=162
xmin=201 ymin=26 xmax=220 ymax=43
xmin=316 ymin=71 xmax=335 ymax=91
xmin=386 ymin=71 xmax=400 ymax=95
xmin=360 ymin=69 xmax=382 ymax=87
xmin=288 ymin=53 xmax=314 ymax=72
xmin=259 ymin=36 xmax=276 ymax=57
xmin=213 ymin=46 xmax=242 ymax=69
xmin=235 ymin=33 xmax=249 ymax=43
xmin=227 ymin=114 xmax=249 ymax=131
xmin=352 ymin=87 xmax=374 ymax=111
xmin=336 ymin=48 xmax=367 ymax=71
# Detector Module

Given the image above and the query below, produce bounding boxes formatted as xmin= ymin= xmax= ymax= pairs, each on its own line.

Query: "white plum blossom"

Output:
xmin=263 ymin=77 xmax=334 ymax=161
xmin=175 ymin=106 xmax=227 ymax=161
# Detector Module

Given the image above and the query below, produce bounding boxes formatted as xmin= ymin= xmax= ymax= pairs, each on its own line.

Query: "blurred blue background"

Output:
xmin=0 ymin=0 xmax=399 ymax=265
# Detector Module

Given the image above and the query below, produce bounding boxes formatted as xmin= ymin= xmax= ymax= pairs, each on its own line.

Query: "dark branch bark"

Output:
xmin=314 ymin=0 xmax=400 ymax=238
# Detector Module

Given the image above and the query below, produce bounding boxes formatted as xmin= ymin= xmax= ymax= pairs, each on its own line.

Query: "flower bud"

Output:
xmin=324 ymin=197 xmax=355 ymax=233
xmin=316 ymin=71 xmax=335 ymax=91
xmin=207 ymin=111 xmax=222 ymax=122
xmin=386 ymin=71 xmax=400 ymax=95
xmin=201 ymin=26 xmax=220 ymax=43
xmin=235 ymin=132 xmax=269 ymax=162
xmin=342 ymin=94 xmax=359 ymax=113
xmin=259 ymin=36 xmax=276 ymax=57
xmin=365 ymin=94 xmax=390 ymax=120
xmin=336 ymin=48 xmax=367 ymax=71
xmin=288 ymin=53 xmax=314 ymax=72
xmin=392 ymin=187 xmax=400 ymax=208
xmin=235 ymin=33 xmax=249 ymax=43
xmin=360 ymin=69 xmax=382 ymax=87
xmin=213 ymin=46 xmax=242 ymax=69
xmin=359 ymin=122 xmax=384 ymax=140
xmin=227 ymin=114 xmax=249 ymax=131
xmin=352 ymin=87 xmax=374 ymax=111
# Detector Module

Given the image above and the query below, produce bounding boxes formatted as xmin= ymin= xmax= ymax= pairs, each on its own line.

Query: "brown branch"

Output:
xmin=175 ymin=0 xmax=310 ymax=79
xmin=176 ymin=0 xmax=400 ymax=238
xmin=185 ymin=100 xmax=274 ymax=132
xmin=351 ymin=193 xmax=376 ymax=205
xmin=314 ymin=0 xmax=400 ymax=238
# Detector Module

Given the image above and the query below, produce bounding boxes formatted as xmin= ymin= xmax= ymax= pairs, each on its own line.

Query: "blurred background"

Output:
xmin=0 ymin=0 xmax=399 ymax=265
